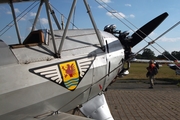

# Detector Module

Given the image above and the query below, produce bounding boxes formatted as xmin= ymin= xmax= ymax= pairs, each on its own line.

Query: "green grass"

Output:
xmin=119 ymin=62 xmax=180 ymax=82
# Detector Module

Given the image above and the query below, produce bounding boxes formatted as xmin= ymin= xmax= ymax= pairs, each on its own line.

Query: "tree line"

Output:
xmin=136 ymin=48 xmax=180 ymax=60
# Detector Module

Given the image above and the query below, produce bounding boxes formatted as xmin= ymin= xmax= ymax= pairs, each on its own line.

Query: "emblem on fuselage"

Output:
xmin=60 ymin=61 xmax=79 ymax=90
xmin=30 ymin=57 xmax=94 ymax=91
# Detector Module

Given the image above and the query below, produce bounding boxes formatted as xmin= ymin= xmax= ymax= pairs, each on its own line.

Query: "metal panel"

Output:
xmin=80 ymin=94 xmax=113 ymax=120
xmin=48 ymin=29 xmax=104 ymax=58
xmin=0 ymin=40 xmax=17 ymax=66
xmin=12 ymin=45 xmax=54 ymax=64
xmin=0 ymin=80 xmax=91 ymax=120
xmin=102 ymin=31 xmax=124 ymax=90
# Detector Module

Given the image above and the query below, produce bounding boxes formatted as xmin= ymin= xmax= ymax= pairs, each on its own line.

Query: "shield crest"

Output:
xmin=59 ymin=61 xmax=79 ymax=91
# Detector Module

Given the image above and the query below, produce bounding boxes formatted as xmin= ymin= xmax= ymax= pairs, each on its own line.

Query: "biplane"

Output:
xmin=0 ymin=0 xmax=169 ymax=119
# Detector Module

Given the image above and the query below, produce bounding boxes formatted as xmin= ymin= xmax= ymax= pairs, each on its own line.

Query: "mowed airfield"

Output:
xmin=71 ymin=62 xmax=180 ymax=120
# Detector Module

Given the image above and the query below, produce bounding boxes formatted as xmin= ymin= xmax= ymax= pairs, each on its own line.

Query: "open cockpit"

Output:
xmin=10 ymin=29 xmax=48 ymax=49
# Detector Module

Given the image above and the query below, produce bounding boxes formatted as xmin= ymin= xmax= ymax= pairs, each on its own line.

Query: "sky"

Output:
xmin=0 ymin=0 xmax=180 ymax=56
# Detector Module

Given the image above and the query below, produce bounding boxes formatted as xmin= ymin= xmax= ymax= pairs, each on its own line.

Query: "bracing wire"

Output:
xmin=95 ymin=0 xmax=136 ymax=35
xmin=95 ymin=0 xmax=180 ymax=62
xmin=95 ymin=0 xmax=165 ymax=57
xmin=0 ymin=1 xmax=38 ymax=37
xmin=95 ymin=0 xmax=152 ymax=43
xmin=49 ymin=3 xmax=79 ymax=29
xmin=72 ymin=5 xmax=76 ymax=29
xmin=1 ymin=0 xmax=179 ymax=63
xmin=1 ymin=1 xmax=79 ymax=37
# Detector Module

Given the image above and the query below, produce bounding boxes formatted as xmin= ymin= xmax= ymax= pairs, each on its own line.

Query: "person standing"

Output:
xmin=146 ymin=60 xmax=157 ymax=89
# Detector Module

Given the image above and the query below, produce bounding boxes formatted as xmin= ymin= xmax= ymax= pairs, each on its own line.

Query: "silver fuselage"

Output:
xmin=0 ymin=29 xmax=124 ymax=120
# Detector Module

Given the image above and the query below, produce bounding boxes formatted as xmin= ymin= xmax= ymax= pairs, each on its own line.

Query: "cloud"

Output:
xmin=97 ymin=0 xmax=111 ymax=8
xmin=149 ymin=31 xmax=155 ymax=37
xmin=160 ymin=37 xmax=180 ymax=42
xmin=106 ymin=11 xmax=125 ymax=19
xmin=30 ymin=12 xmax=36 ymax=17
xmin=18 ymin=16 xmax=26 ymax=21
xmin=7 ymin=36 xmax=12 ymax=39
xmin=6 ymin=8 xmax=20 ymax=14
xmin=15 ymin=8 xmax=20 ymax=13
xmin=125 ymin=4 xmax=131 ymax=7
xmin=97 ymin=0 xmax=112 ymax=3
xmin=27 ymin=27 xmax=32 ymax=31
xmin=0 ymin=6 xmax=10 ymax=16
xmin=0 ymin=6 xmax=6 ymax=11
xmin=129 ymin=14 xmax=135 ymax=18
xmin=6 ymin=11 xmax=12 ymax=14
xmin=98 ymin=5 xmax=103 ymax=9
xmin=98 ymin=4 xmax=107 ymax=9
xmin=40 ymin=18 xmax=48 ymax=25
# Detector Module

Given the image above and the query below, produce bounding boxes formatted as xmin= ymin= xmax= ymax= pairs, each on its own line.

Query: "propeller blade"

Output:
xmin=129 ymin=12 xmax=168 ymax=47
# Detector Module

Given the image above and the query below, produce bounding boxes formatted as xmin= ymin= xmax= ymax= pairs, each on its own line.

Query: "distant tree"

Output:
xmin=158 ymin=51 xmax=176 ymax=60
xmin=156 ymin=51 xmax=180 ymax=60
xmin=136 ymin=50 xmax=180 ymax=60
xmin=160 ymin=51 xmax=171 ymax=60
xmin=141 ymin=48 xmax=155 ymax=59
xmin=156 ymin=54 xmax=164 ymax=59
xmin=136 ymin=54 xmax=143 ymax=59
xmin=162 ymin=51 xmax=170 ymax=56
xmin=171 ymin=51 xmax=180 ymax=60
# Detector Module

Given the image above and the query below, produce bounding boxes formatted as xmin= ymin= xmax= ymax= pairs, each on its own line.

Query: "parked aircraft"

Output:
xmin=132 ymin=59 xmax=180 ymax=75
xmin=168 ymin=62 xmax=180 ymax=75
xmin=0 ymin=0 xmax=168 ymax=120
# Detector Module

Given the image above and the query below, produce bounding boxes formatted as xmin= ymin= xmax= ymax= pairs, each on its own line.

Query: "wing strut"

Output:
xmin=48 ymin=3 xmax=61 ymax=30
xmin=31 ymin=0 xmax=43 ymax=32
xmin=83 ymin=0 xmax=105 ymax=51
xmin=9 ymin=0 xmax=22 ymax=44
xmin=58 ymin=0 xmax=77 ymax=57
xmin=44 ymin=0 xmax=58 ymax=57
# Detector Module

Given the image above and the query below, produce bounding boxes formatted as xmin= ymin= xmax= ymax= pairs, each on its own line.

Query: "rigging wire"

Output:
xmin=95 ymin=0 xmax=154 ymax=44
xmin=1 ymin=1 xmax=79 ymax=37
xmin=72 ymin=5 xmax=76 ymax=29
xmin=0 ymin=1 xmax=38 ymax=36
xmin=95 ymin=0 xmax=165 ymax=57
xmin=134 ymin=21 xmax=180 ymax=62
xmin=1 ymin=0 xmax=179 ymax=63
xmin=95 ymin=0 xmax=180 ymax=62
xmin=95 ymin=0 xmax=136 ymax=35
xmin=49 ymin=3 xmax=79 ymax=29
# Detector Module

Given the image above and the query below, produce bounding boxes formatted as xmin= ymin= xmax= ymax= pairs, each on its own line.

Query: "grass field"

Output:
xmin=119 ymin=62 xmax=180 ymax=82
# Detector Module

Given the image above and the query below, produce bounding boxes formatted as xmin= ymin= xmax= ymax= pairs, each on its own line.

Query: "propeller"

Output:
xmin=129 ymin=12 xmax=168 ymax=47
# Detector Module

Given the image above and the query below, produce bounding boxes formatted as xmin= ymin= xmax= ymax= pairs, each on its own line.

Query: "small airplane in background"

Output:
xmin=0 ymin=0 xmax=170 ymax=120
xmin=168 ymin=60 xmax=180 ymax=75
xmin=132 ymin=59 xmax=180 ymax=75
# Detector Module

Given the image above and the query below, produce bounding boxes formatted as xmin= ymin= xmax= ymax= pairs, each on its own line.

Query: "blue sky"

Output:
xmin=0 ymin=0 xmax=180 ymax=56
